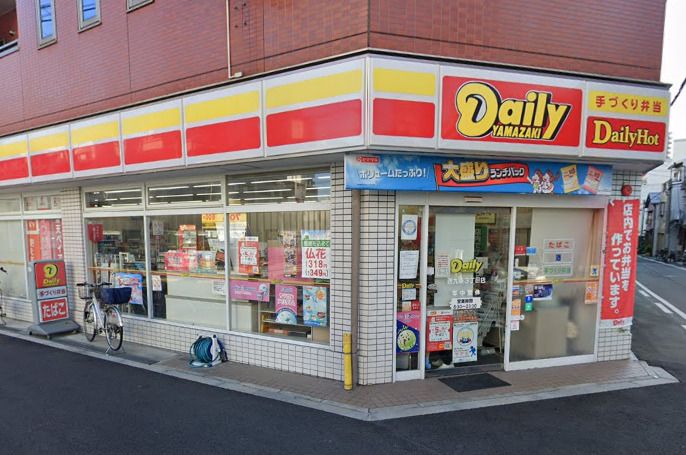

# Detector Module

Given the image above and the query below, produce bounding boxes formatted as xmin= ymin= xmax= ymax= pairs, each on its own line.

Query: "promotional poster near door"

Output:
xmin=345 ymin=154 xmax=612 ymax=195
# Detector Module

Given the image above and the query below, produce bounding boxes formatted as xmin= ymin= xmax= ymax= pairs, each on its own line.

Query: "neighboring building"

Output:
xmin=0 ymin=1 xmax=669 ymax=385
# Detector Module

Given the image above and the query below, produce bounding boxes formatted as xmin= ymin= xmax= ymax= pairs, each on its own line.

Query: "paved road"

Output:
xmin=1 ymin=257 xmax=686 ymax=454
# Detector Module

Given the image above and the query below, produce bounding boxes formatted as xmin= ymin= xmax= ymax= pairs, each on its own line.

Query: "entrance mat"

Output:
xmin=439 ymin=373 xmax=511 ymax=393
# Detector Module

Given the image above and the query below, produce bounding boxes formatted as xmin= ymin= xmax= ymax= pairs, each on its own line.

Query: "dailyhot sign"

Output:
xmin=601 ymin=199 xmax=639 ymax=328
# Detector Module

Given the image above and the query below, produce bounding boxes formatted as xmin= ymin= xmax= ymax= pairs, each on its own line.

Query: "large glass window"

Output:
xmin=0 ymin=220 xmax=27 ymax=299
xmin=228 ymin=210 xmax=330 ymax=344
xmin=85 ymin=188 xmax=143 ymax=209
xmin=148 ymin=213 xmax=226 ymax=329
xmin=23 ymin=194 xmax=60 ymax=212
xmin=509 ymin=208 xmax=603 ymax=362
xmin=36 ymin=0 xmax=56 ymax=46
xmin=227 ymin=169 xmax=330 ymax=205
xmin=147 ymin=181 xmax=222 ymax=206
xmin=86 ymin=217 xmax=147 ymax=316
xmin=0 ymin=197 xmax=21 ymax=214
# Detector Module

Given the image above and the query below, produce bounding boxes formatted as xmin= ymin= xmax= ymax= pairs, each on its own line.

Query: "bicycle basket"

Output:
xmin=77 ymin=285 xmax=94 ymax=300
xmin=99 ymin=287 xmax=132 ymax=305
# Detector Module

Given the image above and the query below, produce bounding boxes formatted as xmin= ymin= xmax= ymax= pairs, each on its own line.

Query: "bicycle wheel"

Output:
xmin=83 ymin=302 xmax=97 ymax=342
xmin=104 ymin=306 xmax=123 ymax=351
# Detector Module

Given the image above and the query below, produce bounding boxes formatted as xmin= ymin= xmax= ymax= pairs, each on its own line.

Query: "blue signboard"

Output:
xmin=344 ymin=154 xmax=612 ymax=195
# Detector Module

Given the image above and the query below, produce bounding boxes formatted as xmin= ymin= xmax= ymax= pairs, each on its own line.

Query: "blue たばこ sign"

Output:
xmin=344 ymin=154 xmax=612 ymax=195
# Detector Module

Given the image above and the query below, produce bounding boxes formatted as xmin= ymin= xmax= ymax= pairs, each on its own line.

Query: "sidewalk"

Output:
xmin=0 ymin=317 xmax=678 ymax=421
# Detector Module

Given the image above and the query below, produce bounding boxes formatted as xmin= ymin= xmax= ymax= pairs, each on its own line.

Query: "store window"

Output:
xmin=86 ymin=217 xmax=147 ymax=316
xmin=36 ymin=0 xmax=56 ymax=46
xmin=25 ymin=219 xmax=63 ymax=262
xmin=147 ymin=181 xmax=222 ymax=206
xmin=0 ymin=220 xmax=27 ymax=299
xmin=23 ymin=194 xmax=60 ymax=212
xmin=227 ymin=169 xmax=330 ymax=205
xmin=77 ymin=0 xmax=100 ymax=30
xmin=148 ymin=213 xmax=226 ymax=329
xmin=0 ymin=197 xmax=21 ymax=214
xmin=228 ymin=209 xmax=331 ymax=343
xmin=509 ymin=208 xmax=603 ymax=362
xmin=85 ymin=188 xmax=143 ymax=209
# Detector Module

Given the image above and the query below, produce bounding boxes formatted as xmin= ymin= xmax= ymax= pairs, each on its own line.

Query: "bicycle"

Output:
xmin=77 ymin=282 xmax=131 ymax=352
xmin=0 ymin=266 xmax=7 ymax=325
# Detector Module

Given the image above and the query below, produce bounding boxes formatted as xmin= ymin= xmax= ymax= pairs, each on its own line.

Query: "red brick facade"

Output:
xmin=0 ymin=0 xmax=666 ymax=137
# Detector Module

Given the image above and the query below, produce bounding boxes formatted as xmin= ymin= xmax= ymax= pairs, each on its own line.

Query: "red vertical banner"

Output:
xmin=601 ymin=199 xmax=640 ymax=328
xmin=26 ymin=220 xmax=41 ymax=262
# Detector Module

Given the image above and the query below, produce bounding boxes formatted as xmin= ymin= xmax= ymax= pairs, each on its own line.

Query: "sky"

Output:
xmin=662 ymin=1 xmax=686 ymax=141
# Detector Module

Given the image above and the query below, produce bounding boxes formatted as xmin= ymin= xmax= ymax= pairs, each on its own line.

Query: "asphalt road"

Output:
xmin=1 ymin=257 xmax=686 ymax=454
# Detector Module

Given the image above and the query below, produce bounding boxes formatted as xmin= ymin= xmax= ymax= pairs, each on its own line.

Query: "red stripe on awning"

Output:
xmin=266 ymin=99 xmax=361 ymax=147
xmin=124 ymin=130 xmax=182 ymax=165
xmin=0 ymin=157 xmax=29 ymax=181
xmin=187 ymin=117 xmax=261 ymax=157
xmin=30 ymin=150 xmax=71 ymax=176
xmin=73 ymin=141 xmax=121 ymax=171
xmin=373 ymin=98 xmax=435 ymax=138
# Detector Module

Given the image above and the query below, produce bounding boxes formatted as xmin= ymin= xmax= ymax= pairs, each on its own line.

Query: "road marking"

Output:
xmin=638 ymin=289 xmax=649 ymax=298
xmin=653 ymin=302 xmax=673 ymax=314
xmin=639 ymin=256 xmax=686 ymax=272
xmin=636 ymin=281 xmax=686 ymax=322
xmin=682 ymin=325 xmax=686 ymax=332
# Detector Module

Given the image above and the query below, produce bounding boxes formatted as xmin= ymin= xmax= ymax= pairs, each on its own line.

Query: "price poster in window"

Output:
xmin=238 ymin=236 xmax=260 ymax=275
xmin=301 ymin=230 xmax=330 ymax=279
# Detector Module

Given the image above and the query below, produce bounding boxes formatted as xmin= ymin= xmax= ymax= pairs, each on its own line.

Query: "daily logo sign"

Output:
xmin=441 ymin=77 xmax=583 ymax=146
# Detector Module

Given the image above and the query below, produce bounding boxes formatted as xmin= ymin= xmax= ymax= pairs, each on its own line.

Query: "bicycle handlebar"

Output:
xmin=0 ymin=267 xmax=7 ymax=274
xmin=76 ymin=282 xmax=112 ymax=287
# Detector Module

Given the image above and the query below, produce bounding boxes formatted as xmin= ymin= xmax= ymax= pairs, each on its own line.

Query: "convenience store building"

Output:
xmin=0 ymin=53 xmax=668 ymax=384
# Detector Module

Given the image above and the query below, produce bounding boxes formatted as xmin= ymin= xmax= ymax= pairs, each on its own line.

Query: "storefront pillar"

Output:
xmin=59 ymin=187 xmax=87 ymax=316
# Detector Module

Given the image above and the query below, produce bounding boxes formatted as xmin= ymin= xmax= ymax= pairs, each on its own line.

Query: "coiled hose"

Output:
xmin=189 ymin=336 xmax=219 ymax=368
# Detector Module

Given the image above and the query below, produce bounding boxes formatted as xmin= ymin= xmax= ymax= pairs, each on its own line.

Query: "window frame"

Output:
xmin=79 ymin=167 xmax=333 ymax=347
xmin=35 ymin=0 xmax=57 ymax=48
xmin=126 ymin=0 xmax=153 ymax=12
xmin=77 ymin=0 xmax=101 ymax=32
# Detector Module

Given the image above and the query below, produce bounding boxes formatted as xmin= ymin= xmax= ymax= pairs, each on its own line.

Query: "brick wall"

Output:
xmin=0 ymin=0 xmax=228 ymax=136
xmin=369 ymin=0 xmax=664 ymax=81
xmin=597 ymin=169 xmax=643 ymax=361
xmin=0 ymin=0 xmax=665 ymax=137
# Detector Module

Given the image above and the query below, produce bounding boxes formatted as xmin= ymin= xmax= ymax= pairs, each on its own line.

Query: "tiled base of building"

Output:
xmin=122 ymin=316 xmax=344 ymax=381
xmin=597 ymin=327 xmax=632 ymax=361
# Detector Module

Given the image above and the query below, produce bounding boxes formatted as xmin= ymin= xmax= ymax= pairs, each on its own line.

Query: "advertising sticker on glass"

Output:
xmin=301 ymin=230 xmax=330 ymax=279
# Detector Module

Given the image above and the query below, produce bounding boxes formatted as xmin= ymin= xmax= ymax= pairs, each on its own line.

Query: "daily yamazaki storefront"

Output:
xmin=0 ymin=53 xmax=668 ymax=384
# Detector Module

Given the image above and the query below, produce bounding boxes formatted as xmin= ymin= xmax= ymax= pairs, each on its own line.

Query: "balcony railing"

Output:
xmin=0 ymin=39 xmax=18 ymax=58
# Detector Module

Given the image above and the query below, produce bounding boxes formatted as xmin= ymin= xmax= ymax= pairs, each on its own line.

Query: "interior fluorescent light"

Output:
xmin=242 ymin=196 xmax=288 ymax=201
xmin=192 ymin=183 xmax=221 ymax=188
xmin=153 ymin=194 xmax=194 ymax=198
xmin=149 ymin=186 xmax=190 ymax=192
xmin=250 ymin=177 xmax=313 ymax=184
xmin=227 ymin=182 xmax=246 ymax=186
xmin=195 ymin=193 xmax=221 ymax=196
xmin=307 ymin=186 xmax=330 ymax=191
xmin=244 ymin=189 xmax=292 ymax=194
xmin=103 ymin=189 xmax=141 ymax=194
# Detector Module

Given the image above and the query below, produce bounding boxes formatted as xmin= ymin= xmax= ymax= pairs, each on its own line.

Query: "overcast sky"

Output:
xmin=663 ymin=1 xmax=686 ymax=141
